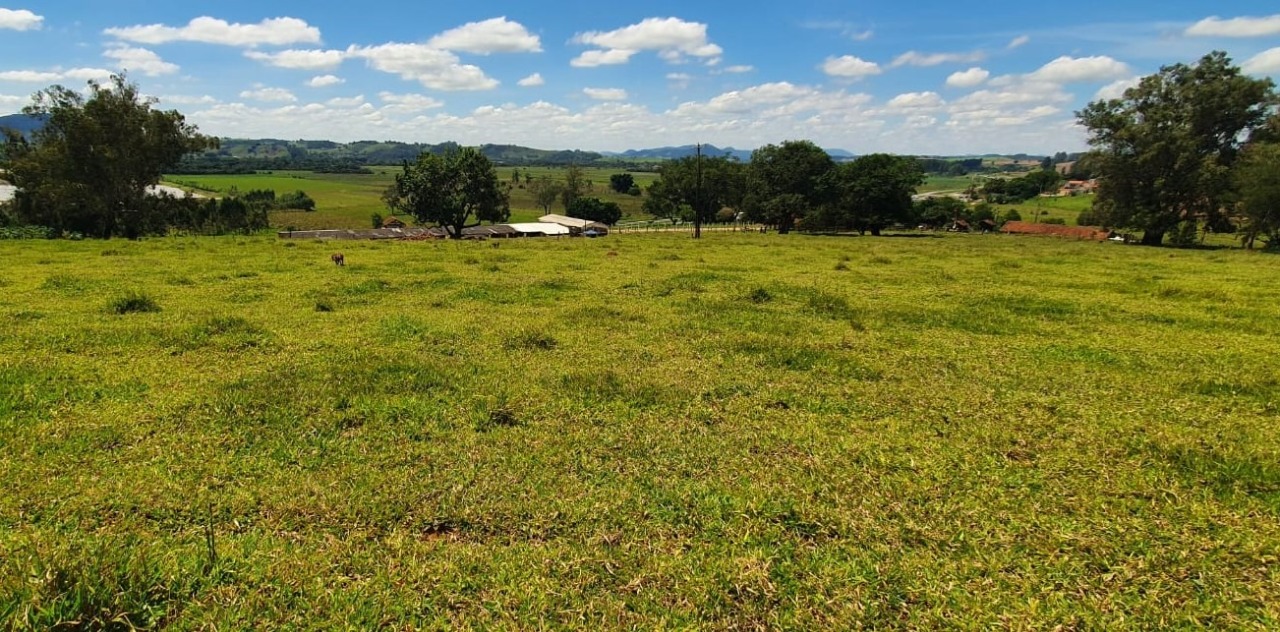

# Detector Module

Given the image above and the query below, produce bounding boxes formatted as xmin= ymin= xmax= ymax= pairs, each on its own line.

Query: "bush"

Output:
xmin=108 ymin=292 xmax=161 ymax=314
xmin=1042 ymin=217 xmax=1066 ymax=225
xmin=567 ymin=197 xmax=622 ymax=226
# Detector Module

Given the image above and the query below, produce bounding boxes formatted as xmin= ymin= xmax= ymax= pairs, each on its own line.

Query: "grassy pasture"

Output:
xmin=2 ymin=232 xmax=1279 ymax=628
xmin=164 ymin=167 xmax=659 ymax=231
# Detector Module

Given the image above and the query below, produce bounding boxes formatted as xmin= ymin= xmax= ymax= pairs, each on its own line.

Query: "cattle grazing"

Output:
xmin=331 ymin=253 xmax=345 ymax=266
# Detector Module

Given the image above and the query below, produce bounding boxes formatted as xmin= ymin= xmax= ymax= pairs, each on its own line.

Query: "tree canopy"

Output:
xmin=1233 ymin=141 xmax=1280 ymax=250
xmin=644 ymin=155 xmax=745 ymax=232
xmin=817 ymin=154 xmax=924 ymax=235
xmin=1 ymin=75 xmax=216 ymax=238
xmin=1077 ymin=51 xmax=1278 ymax=245
xmin=386 ymin=147 xmax=509 ymax=239
xmin=743 ymin=140 xmax=833 ymax=233
xmin=567 ymin=197 xmax=622 ymax=225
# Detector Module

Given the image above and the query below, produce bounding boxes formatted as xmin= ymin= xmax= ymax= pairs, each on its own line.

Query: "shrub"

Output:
xmin=108 ymin=292 xmax=160 ymax=314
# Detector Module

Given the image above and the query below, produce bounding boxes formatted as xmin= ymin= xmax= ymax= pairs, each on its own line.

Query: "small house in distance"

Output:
xmin=539 ymin=214 xmax=610 ymax=236
xmin=1002 ymin=221 xmax=1112 ymax=241
xmin=381 ymin=215 xmax=408 ymax=229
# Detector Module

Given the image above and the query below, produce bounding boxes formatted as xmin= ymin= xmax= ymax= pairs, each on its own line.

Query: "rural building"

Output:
xmin=1001 ymin=221 xmax=1112 ymax=241
xmin=508 ymin=222 xmax=571 ymax=237
xmin=1058 ymin=180 xmax=1099 ymax=196
xmin=539 ymin=214 xmax=610 ymax=235
xmin=381 ymin=215 xmax=407 ymax=229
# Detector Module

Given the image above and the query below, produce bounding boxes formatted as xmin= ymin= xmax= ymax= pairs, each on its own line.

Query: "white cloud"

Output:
xmin=885 ymin=91 xmax=945 ymax=112
xmin=346 ymin=43 xmax=498 ymax=91
xmin=326 ymin=95 xmax=366 ymax=108
xmin=239 ymin=87 xmax=297 ymax=102
xmin=800 ymin=20 xmax=873 ymax=41
xmin=821 ymin=55 xmax=882 ymax=79
xmin=0 ymin=68 xmax=115 ymax=83
xmin=0 ymin=8 xmax=42 ymax=31
xmin=104 ymin=16 xmax=321 ymax=47
xmin=584 ymin=87 xmax=628 ymax=101
xmin=572 ymin=17 xmax=722 ymax=66
xmin=426 ymin=17 xmax=541 ymax=54
xmin=378 ymin=92 xmax=445 ymax=112
xmin=245 ymin=49 xmax=345 ymax=71
xmin=0 ymin=94 xmax=25 ymax=108
xmin=1094 ymin=77 xmax=1140 ymax=100
xmin=946 ymin=67 xmax=990 ymax=88
xmin=103 ymin=45 xmax=178 ymax=76
xmin=1028 ymin=56 xmax=1131 ymax=83
xmin=180 ymin=79 xmax=1085 ymax=156
xmin=722 ymin=65 xmax=754 ymax=73
xmin=160 ymin=95 xmax=218 ymax=105
xmin=1186 ymin=15 xmax=1280 ymax=38
xmin=570 ymin=49 xmax=637 ymax=68
xmin=516 ymin=73 xmax=545 ymax=87
xmin=666 ymin=72 xmax=691 ymax=89
xmin=307 ymin=75 xmax=344 ymax=88
xmin=891 ymin=50 xmax=986 ymax=68
xmin=1243 ymin=47 xmax=1280 ymax=75
xmin=1008 ymin=35 xmax=1030 ymax=49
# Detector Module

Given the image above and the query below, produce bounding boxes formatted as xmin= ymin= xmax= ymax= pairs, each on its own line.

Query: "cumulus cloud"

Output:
xmin=346 ymin=43 xmax=498 ymax=91
xmin=239 ymin=86 xmax=297 ymax=102
xmin=426 ymin=17 xmax=541 ymax=54
xmin=821 ymin=55 xmax=882 ymax=79
xmin=245 ymin=49 xmax=345 ymax=70
xmin=892 ymin=50 xmax=985 ymax=68
xmin=572 ymin=17 xmax=722 ymax=66
xmin=160 ymin=95 xmax=218 ymax=105
xmin=103 ymin=45 xmax=178 ymax=76
xmin=378 ymin=92 xmax=445 ymax=112
xmin=516 ymin=73 xmax=545 ymax=87
xmin=885 ymin=91 xmax=945 ymax=112
xmin=584 ymin=87 xmax=628 ymax=101
xmin=570 ymin=49 xmax=637 ymax=68
xmin=1028 ymin=55 xmax=1131 ymax=83
xmin=946 ymin=67 xmax=990 ymax=88
xmin=177 ymin=78 xmax=1084 ymax=156
xmin=1243 ymin=47 xmax=1280 ymax=75
xmin=0 ymin=7 xmax=42 ymax=30
xmin=326 ymin=95 xmax=366 ymax=108
xmin=1008 ymin=35 xmax=1030 ymax=49
xmin=0 ymin=94 xmax=26 ymax=108
xmin=104 ymin=16 xmax=321 ymax=47
xmin=1186 ymin=14 xmax=1280 ymax=38
xmin=307 ymin=75 xmax=344 ymax=88
xmin=1094 ymin=77 xmax=1140 ymax=100
xmin=0 ymin=68 xmax=115 ymax=82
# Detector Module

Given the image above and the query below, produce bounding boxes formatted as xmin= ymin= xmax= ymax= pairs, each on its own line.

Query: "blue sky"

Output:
xmin=2 ymin=1 xmax=1279 ymax=154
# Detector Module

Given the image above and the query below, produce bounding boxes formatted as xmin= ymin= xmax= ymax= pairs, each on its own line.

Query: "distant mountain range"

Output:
xmin=606 ymin=144 xmax=855 ymax=162
xmin=0 ymin=113 xmax=46 ymax=137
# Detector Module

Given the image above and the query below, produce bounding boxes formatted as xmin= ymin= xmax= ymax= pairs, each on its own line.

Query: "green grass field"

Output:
xmin=3 ymin=232 xmax=1279 ymax=628
xmin=164 ymin=167 xmax=659 ymax=231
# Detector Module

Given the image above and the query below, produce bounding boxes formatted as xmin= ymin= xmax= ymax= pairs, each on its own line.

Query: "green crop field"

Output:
xmin=164 ymin=167 xmax=660 ymax=231
xmin=3 ymin=232 xmax=1279 ymax=629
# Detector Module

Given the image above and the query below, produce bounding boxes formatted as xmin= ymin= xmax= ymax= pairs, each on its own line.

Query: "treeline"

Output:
xmin=173 ymin=138 xmax=612 ymax=173
xmin=0 ymin=188 xmax=312 ymax=238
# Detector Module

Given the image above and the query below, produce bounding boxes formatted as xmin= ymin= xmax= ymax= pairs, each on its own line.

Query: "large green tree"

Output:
xmin=1077 ymin=52 xmax=1277 ymax=245
xmin=387 ymin=147 xmax=509 ymax=239
xmin=743 ymin=140 xmax=834 ymax=233
xmin=820 ymin=154 xmax=924 ymax=235
xmin=644 ymin=155 xmax=745 ymax=236
xmin=1 ymin=75 xmax=215 ymax=238
xmin=1234 ymin=141 xmax=1280 ymax=250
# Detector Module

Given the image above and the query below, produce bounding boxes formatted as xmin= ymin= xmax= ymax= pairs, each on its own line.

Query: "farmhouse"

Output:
xmin=539 ymin=214 xmax=610 ymax=235
xmin=381 ymin=215 xmax=408 ymax=229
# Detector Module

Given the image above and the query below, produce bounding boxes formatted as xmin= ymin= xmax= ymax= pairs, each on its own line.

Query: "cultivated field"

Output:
xmin=2 ymin=233 xmax=1278 ymax=628
xmin=164 ymin=167 xmax=659 ymax=231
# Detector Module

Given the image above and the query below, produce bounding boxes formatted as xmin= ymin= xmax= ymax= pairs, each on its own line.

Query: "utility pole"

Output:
xmin=693 ymin=143 xmax=703 ymax=239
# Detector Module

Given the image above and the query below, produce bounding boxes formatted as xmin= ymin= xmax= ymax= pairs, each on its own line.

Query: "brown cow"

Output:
xmin=331 ymin=253 xmax=345 ymax=266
